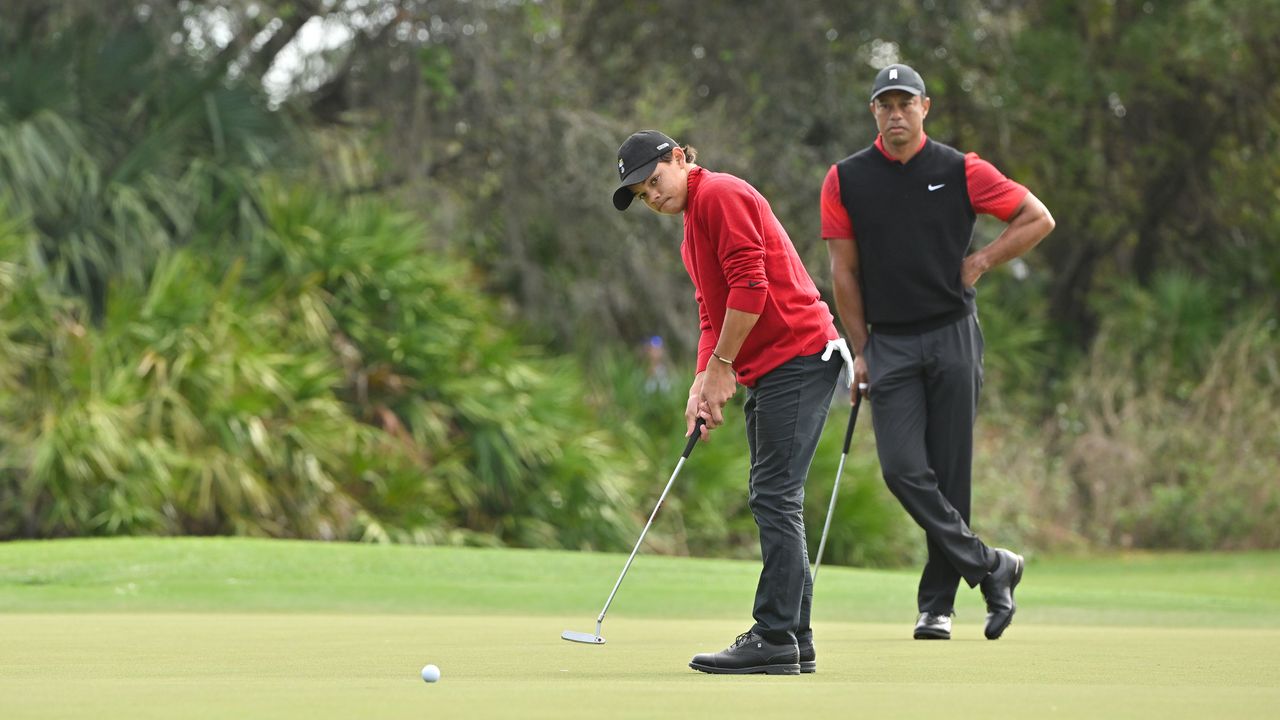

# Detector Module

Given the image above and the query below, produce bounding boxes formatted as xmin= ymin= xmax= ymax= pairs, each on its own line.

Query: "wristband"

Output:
xmin=710 ymin=351 xmax=734 ymax=367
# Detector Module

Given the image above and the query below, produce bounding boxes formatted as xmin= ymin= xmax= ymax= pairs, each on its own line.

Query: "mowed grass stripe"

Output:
xmin=3 ymin=540 xmax=1279 ymax=720
xmin=1 ymin=614 xmax=1277 ymax=720
xmin=2 ymin=538 xmax=1278 ymax=627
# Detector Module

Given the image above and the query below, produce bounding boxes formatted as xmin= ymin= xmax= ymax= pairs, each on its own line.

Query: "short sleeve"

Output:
xmin=965 ymin=153 xmax=1029 ymax=221
xmin=820 ymin=165 xmax=854 ymax=240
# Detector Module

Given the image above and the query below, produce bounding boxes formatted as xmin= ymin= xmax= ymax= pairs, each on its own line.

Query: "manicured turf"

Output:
xmin=2 ymin=538 xmax=1279 ymax=719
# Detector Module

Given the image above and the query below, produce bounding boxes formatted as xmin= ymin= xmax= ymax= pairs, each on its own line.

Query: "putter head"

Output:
xmin=561 ymin=630 xmax=605 ymax=645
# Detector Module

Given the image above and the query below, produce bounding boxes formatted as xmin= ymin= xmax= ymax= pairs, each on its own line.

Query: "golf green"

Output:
xmin=2 ymin=539 xmax=1278 ymax=719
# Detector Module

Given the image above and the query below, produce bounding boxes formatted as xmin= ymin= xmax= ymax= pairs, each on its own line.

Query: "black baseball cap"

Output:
xmin=612 ymin=130 xmax=678 ymax=211
xmin=870 ymin=63 xmax=926 ymax=102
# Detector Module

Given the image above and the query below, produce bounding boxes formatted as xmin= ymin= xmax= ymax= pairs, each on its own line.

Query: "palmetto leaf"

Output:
xmin=0 ymin=22 xmax=282 ymax=311
xmin=0 ymin=14 xmax=643 ymax=550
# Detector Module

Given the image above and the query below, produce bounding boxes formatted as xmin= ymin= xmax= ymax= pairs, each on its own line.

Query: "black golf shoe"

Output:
xmin=689 ymin=631 xmax=800 ymax=675
xmin=913 ymin=612 xmax=952 ymax=640
xmin=796 ymin=631 xmax=816 ymax=673
xmin=980 ymin=548 xmax=1025 ymax=639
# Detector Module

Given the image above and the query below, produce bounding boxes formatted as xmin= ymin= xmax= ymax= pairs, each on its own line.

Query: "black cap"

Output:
xmin=612 ymin=130 xmax=678 ymax=211
xmin=870 ymin=64 xmax=926 ymax=102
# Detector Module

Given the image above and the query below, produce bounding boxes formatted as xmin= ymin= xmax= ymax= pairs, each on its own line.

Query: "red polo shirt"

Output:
xmin=682 ymin=166 xmax=837 ymax=387
xmin=820 ymin=134 xmax=1029 ymax=239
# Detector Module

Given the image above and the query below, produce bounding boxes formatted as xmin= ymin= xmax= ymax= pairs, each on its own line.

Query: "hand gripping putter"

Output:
xmin=811 ymin=385 xmax=866 ymax=584
xmin=562 ymin=418 xmax=706 ymax=645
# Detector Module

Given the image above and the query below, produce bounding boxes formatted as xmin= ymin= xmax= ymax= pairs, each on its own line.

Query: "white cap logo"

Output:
xmin=656 ymin=142 xmax=670 ymax=151
xmin=889 ymin=68 xmax=899 ymax=80
xmin=618 ymin=157 xmax=625 ymax=176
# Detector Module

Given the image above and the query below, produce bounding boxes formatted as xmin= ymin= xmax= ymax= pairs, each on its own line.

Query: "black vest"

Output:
xmin=836 ymin=138 xmax=976 ymax=334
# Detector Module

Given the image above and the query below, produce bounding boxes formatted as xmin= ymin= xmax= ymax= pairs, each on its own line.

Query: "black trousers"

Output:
xmin=864 ymin=313 xmax=995 ymax=615
xmin=744 ymin=352 xmax=840 ymax=644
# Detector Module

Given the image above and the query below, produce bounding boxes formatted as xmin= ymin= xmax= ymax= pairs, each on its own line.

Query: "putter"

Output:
xmin=811 ymin=384 xmax=867 ymax=583
xmin=562 ymin=417 xmax=706 ymax=645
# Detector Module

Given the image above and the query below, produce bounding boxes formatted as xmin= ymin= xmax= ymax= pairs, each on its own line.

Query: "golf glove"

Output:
xmin=821 ymin=337 xmax=855 ymax=388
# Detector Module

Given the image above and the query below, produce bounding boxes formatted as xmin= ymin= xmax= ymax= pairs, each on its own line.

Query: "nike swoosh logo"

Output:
xmin=748 ymin=281 xmax=762 ymax=287
xmin=928 ymin=183 xmax=946 ymax=191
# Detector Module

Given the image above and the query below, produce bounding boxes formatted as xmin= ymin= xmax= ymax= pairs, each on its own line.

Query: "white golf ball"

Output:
xmin=421 ymin=664 xmax=441 ymax=683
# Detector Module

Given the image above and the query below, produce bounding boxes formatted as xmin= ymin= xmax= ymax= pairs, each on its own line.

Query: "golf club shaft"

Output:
xmin=812 ymin=454 xmax=846 ymax=583
xmin=812 ymin=391 xmax=863 ymax=583
xmin=595 ymin=418 xmax=706 ymax=625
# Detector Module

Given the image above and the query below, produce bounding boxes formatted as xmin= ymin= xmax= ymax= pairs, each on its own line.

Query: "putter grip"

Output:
xmin=683 ymin=417 xmax=706 ymax=458
xmin=842 ymin=392 xmax=862 ymax=454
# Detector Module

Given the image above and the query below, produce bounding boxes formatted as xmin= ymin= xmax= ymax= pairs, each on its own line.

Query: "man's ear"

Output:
xmin=672 ymin=146 xmax=686 ymax=167
xmin=921 ymin=96 xmax=931 ymax=118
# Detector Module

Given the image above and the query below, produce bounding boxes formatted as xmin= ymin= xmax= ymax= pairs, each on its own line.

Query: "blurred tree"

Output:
xmin=11 ymin=0 xmax=1274 ymax=357
xmin=0 ymin=0 xmax=286 ymax=314
xmin=1000 ymin=0 xmax=1280 ymax=343
xmin=0 ymin=1 xmax=646 ymax=550
xmin=2 ymin=0 xmax=1277 ymax=555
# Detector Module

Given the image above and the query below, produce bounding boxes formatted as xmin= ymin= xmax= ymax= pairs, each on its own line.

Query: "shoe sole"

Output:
xmin=913 ymin=629 xmax=951 ymax=640
xmin=985 ymin=553 xmax=1024 ymax=640
xmin=689 ymin=662 xmax=801 ymax=675
xmin=800 ymin=661 xmax=815 ymax=673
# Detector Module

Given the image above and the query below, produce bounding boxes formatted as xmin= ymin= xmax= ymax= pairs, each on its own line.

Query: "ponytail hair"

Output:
xmin=659 ymin=144 xmax=698 ymax=164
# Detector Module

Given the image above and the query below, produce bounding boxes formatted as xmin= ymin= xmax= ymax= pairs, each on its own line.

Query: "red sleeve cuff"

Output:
xmin=697 ymin=334 xmax=716 ymax=374
xmin=726 ymin=286 xmax=767 ymax=314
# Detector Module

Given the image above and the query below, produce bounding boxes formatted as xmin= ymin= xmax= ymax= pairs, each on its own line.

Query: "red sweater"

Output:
xmin=682 ymin=167 xmax=837 ymax=387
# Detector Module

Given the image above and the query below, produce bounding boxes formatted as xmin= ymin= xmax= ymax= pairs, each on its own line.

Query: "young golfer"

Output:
xmin=613 ymin=130 xmax=848 ymax=674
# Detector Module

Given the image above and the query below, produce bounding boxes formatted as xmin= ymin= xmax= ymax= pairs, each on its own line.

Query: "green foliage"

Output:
xmin=969 ymin=248 xmax=1057 ymax=414
xmin=0 ymin=16 xmax=280 ymax=310
xmin=806 ymin=418 xmax=917 ymax=569
xmin=1093 ymin=272 xmax=1225 ymax=390
xmin=976 ymin=301 xmax=1280 ymax=552
xmin=0 ymin=224 xmax=407 ymax=539
xmin=0 ymin=7 xmax=646 ymax=550
xmin=0 ymin=177 xmax=645 ymax=549
xmin=1063 ymin=304 xmax=1280 ymax=550
xmin=418 ymin=46 xmax=458 ymax=110
xmin=1000 ymin=0 xmax=1280 ymax=338
xmin=249 ymin=184 xmax=641 ymax=549
xmin=589 ymin=349 xmax=914 ymax=566
xmin=3 ymin=1 xmax=1279 ymax=558
xmin=584 ymin=350 xmax=755 ymax=557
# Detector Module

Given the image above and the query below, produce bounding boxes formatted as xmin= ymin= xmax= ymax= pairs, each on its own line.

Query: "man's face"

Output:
xmin=629 ymin=149 xmax=689 ymax=215
xmin=871 ymin=91 xmax=930 ymax=147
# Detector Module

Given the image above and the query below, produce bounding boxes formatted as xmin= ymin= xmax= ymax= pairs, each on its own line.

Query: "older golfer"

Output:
xmin=822 ymin=64 xmax=1055 ymax=640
